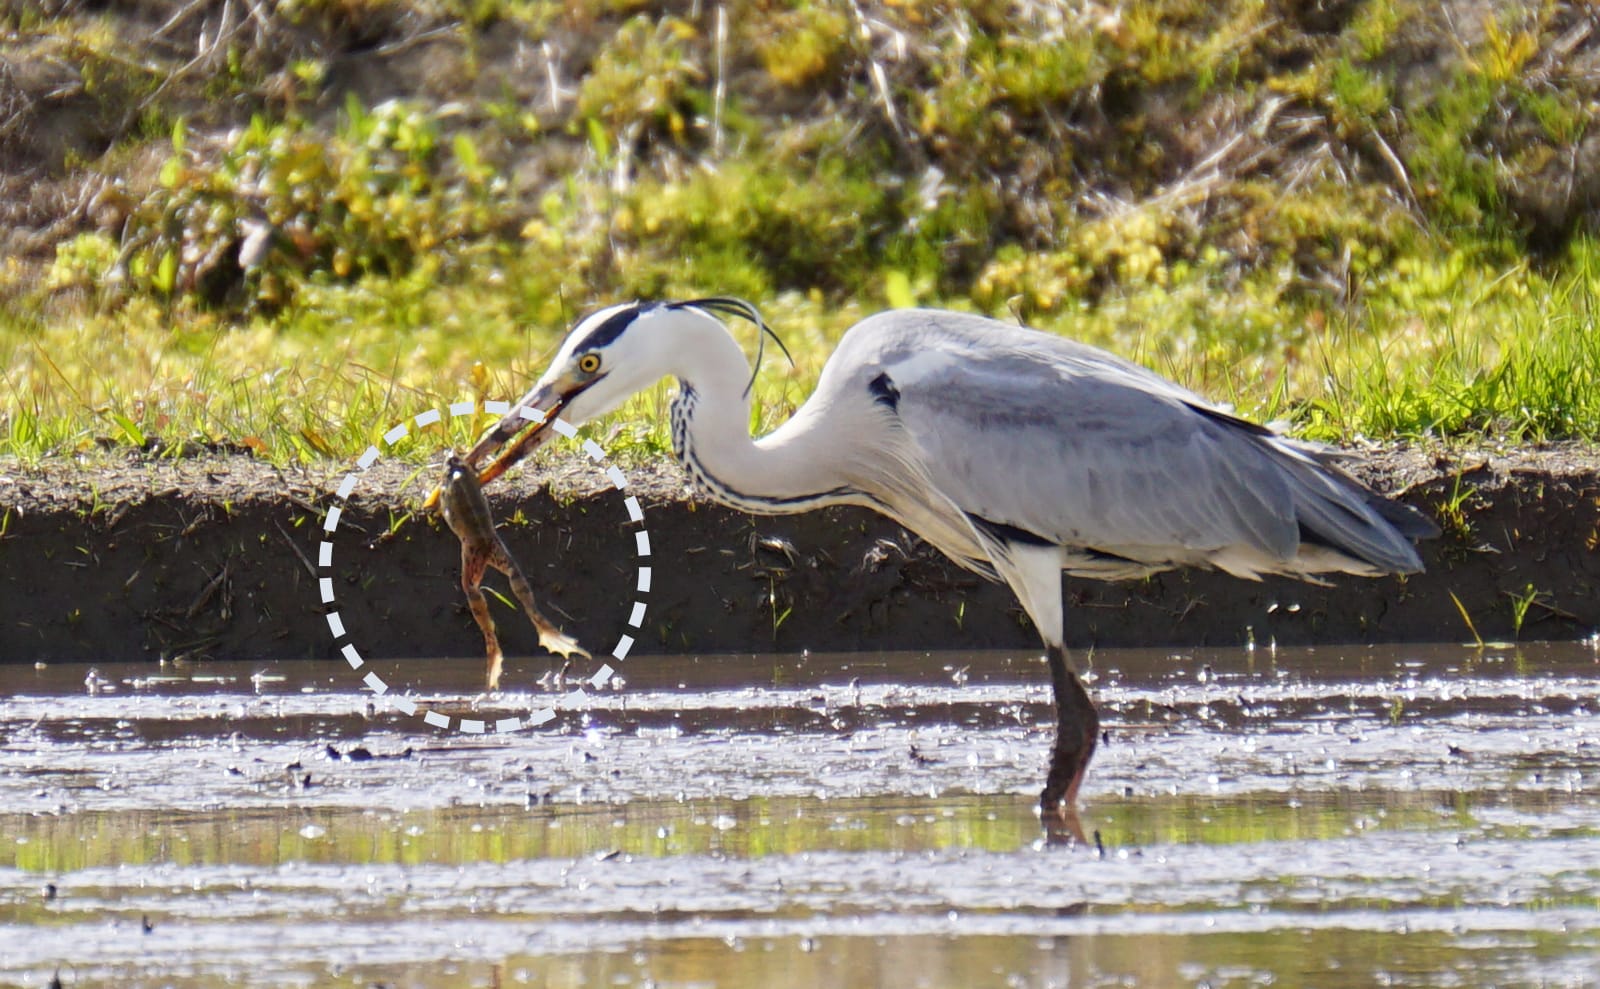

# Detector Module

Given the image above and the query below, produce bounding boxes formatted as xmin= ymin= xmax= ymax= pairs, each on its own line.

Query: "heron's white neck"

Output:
xmin=667 ymin=318 xmax=855 ymax=513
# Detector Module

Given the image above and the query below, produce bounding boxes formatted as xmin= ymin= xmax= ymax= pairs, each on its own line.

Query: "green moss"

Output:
xmin=619 ymin=153 xmax=900 ymax=297
xmin=576 ymin=13 xmax=706 ymax=145
xmin=1327 ymin=60 xmax=1392 ymax=131
xmin=1347 ymin=0 xmax=1409 ymax=60
xmin=914 ymin=12 xmax=1108 ymax=157
xmin=751 ymin=4 xmax=850 ymax=88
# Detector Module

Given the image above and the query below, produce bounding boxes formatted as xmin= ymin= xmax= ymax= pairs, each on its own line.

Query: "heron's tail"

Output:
xmin=1280 ymin=450 xmax=1439 ymax=575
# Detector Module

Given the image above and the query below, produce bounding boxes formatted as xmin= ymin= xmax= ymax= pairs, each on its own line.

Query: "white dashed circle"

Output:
xmin=315 ymin=400 xmax=649 ymax=734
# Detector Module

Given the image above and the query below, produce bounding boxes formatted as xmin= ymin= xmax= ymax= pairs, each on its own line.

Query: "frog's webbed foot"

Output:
xmin=501 ymin=565 xmax=590 ymax=662
xmin=533 ymin=622 xmax=590 ymax=662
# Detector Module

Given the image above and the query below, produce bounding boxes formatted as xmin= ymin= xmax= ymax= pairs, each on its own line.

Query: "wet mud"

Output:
xmin=1 ymin=444 xmax=1597 ymax=667
xmin=2 ymin=642 xmax=1598 ymax=987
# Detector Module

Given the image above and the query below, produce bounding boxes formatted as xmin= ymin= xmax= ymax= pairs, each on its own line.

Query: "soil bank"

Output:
xmin=1 ymin=445 xmax=1597 ymax=666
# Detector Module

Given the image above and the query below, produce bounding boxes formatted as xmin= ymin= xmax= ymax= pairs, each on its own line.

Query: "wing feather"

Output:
xmin=825 ymin=309 xmax=1424 ymax=576
xmin=900 ymin=363 xmax=1299 ymax=563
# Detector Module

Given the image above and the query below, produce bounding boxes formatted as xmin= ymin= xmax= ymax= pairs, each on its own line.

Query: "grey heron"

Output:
xmin=455 ymin=299 xmax=1438 ymax=840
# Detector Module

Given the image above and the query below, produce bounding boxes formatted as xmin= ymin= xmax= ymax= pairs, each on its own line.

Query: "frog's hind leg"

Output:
xmin=490 ymin=552 xmax=591 ymax=661
xmin=461 ymin=552 xmax=504 ymax=691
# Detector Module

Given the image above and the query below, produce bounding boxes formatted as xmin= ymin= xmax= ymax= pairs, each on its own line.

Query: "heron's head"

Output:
xmin=451 ymin=298 xmax=784 ymax=492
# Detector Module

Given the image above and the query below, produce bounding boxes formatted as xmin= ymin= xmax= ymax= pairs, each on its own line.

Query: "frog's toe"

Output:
xmin=540 ymin=630 xmax=589 ymax=661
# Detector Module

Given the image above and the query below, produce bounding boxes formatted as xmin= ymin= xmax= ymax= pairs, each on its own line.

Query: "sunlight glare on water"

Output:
xmin=1 ymin=642 xmax=1598 ymax=987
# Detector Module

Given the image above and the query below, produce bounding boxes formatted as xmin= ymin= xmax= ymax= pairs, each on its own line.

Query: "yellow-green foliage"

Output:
xmin=105 ymin=100 xmax=506 ymax=312
xmin=576 ymin=14 xmax=704 ymax=142
xmin=752 ymin=4 xmax=850 ymax=88
xmin=4 ymin=0 xmax=1599 ymax=462
xmin=617 ymin=155 xmax=894 ymax=298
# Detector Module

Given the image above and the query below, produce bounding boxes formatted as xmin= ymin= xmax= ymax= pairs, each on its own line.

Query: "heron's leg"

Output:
xmin=1040 ymin=644 xmax=1099 ymax=844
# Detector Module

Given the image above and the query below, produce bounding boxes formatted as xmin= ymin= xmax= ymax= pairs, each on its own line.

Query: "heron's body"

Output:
xmin=463 ymin=301 xmax=1437 ymax=840
xmin=675 ymin=309 xmax=1427 ymax=580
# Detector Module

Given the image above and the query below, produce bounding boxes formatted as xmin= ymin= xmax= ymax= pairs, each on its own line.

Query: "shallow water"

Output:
xmin=2 ymin=642 xmax=1598 ymax=988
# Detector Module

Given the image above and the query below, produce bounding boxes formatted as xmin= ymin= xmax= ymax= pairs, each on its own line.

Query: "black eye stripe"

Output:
xmin=573 ymin=304 xmax=654 ymax=351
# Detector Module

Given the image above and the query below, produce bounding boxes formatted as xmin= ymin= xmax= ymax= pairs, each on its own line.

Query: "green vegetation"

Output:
xmin=2 ymin=0 xmax=1597 ymax=464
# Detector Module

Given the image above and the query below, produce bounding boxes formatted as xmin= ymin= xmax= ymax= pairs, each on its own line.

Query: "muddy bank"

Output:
xmin=1 ymin=445 xmax=1597 ymax=665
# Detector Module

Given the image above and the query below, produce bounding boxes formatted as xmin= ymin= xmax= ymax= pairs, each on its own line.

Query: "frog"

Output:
xmin=437 ymin=453 xmax=589 ymax=690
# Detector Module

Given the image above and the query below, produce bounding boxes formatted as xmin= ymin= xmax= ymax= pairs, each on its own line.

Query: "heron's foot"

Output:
xmin=1039 ymin=726 xmax=1096 ymax=846
xmin=1040 ymin=797 xmax=1088 ymax=846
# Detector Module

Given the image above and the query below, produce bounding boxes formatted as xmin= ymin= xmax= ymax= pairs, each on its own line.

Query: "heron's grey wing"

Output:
xmin=885 ymin=349 xmax=1305 ymax=566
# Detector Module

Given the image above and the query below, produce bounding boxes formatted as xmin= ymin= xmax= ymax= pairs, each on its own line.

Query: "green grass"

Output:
xmin=2 ymin=1 xmax=1597 ymax=464
xmin=4 ymin=236 xmax=1598 ymax=466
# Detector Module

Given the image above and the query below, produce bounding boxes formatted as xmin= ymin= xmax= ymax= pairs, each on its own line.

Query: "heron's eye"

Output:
xmin=578 ymin=353 xmax=602 ymax=374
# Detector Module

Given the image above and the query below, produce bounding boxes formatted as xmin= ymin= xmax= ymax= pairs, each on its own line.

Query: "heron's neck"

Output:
xmin=668 ymin=324 xmax=853 ymax=514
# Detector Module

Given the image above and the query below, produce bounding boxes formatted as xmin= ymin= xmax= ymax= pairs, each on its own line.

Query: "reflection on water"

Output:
xmin=1 ymin=642 xmax=1598 ymax=987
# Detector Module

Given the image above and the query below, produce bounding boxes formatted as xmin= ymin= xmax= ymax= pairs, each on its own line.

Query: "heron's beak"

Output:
xmin=421 ymin=376 xmax=575 ymax=510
